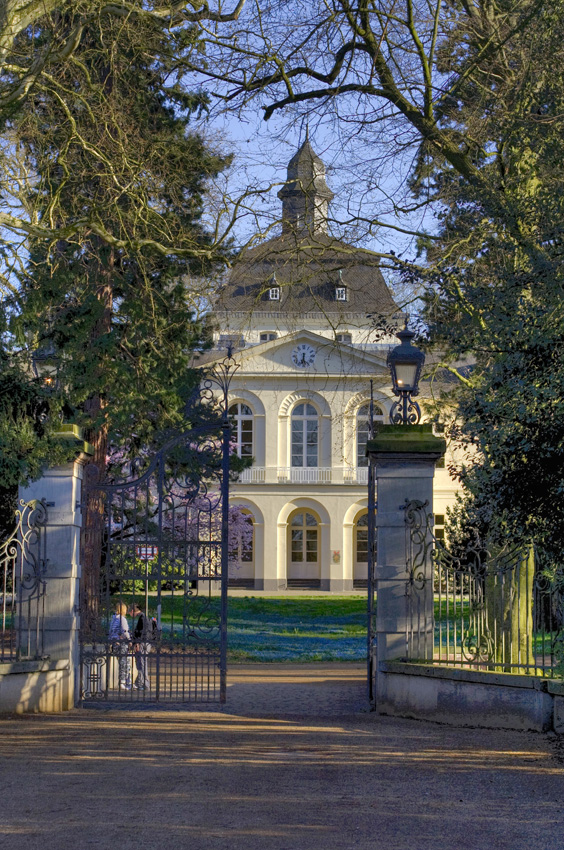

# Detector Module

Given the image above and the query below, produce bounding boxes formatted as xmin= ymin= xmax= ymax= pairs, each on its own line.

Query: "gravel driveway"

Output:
xmin=0 ymin=663 xmax=562 ymax=850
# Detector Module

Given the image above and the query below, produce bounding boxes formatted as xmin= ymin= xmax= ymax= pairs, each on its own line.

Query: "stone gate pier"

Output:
xmin=367 ymin=424 xmax=445 ymax=712
xmin=0 ymin=427 xmax=92 ymax=712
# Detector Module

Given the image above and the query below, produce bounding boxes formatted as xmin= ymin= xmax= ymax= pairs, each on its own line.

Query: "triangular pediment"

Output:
xmin=210 ymin=329 xmax=389 ymax=377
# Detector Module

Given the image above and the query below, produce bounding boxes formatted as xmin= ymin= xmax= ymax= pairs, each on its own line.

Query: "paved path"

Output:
xmin=0 ymin=664 xmax=563 ymax=850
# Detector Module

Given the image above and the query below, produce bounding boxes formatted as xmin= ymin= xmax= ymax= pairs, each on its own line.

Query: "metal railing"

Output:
xmin=278 ymin=467 xmax=332 ymax=484
xmin=344 ymin=467 xmax=369 ymax=485
xmin=237 ymin=466 xmax=266 ymax=483
xmin=404 ymin=500 xmax=564 ymax=677
xmin=0 ymin=500 xmax=48 ymax=661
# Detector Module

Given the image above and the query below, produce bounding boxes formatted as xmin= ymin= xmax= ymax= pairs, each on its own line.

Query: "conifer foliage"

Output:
xmin=4 ymin=7 xmax=231 ymax=482
xmin=1 ymin=7 xmax=232 ymax=616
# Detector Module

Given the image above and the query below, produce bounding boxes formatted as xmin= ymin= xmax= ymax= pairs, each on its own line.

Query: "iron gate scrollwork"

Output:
xmin=403 ymin=499 xmax=561 ymax=676
xmin=80 ymin=353 xmax=237 ymax=704
xmin=0 ymin=499 xmax=48 ymax=662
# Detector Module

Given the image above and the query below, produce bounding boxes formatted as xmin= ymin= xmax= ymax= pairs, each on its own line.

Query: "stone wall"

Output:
xmin=379 ymin=661 xmax=560 ymax=733
xmin=0 ymin=660 xmax=73 ymax=713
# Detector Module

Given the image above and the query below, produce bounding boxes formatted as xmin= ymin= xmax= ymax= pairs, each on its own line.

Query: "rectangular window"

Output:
xmin=305 ymin=530 xmax=318 ymax=562
xmin=241 ymin=540 xmax=253 ymax=562
xmin=357 ymin=427 xmax=369 ymax=468
xmin=306 ymin=420 xmax=318 ymax=467
xmin=434 ymin=515 xmax=445 ymax=540
xmin=269 ymin=287 xmax=280 ymax=301
xmin=260 ymin=332 xmax=278 ymax=342
xmin=240 ymin=420 xmax=253 ymax=457
xmin=291 ymin=420 xmax=304 ymax=467
xmin=291 ymin=530 xmax=304 ymax=562
xmin=335 ymin=287 xmax=347 ymax=301
xmin=356 ymin=530 xmax=369 ymax=563
xmin=218 ymin=334 xmax=244 ymax=350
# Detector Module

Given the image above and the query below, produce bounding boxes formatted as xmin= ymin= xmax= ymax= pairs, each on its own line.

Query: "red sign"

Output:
xmin=136 ymin=546 xmax=158 ymax=561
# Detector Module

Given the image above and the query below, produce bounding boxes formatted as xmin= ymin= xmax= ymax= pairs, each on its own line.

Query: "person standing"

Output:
xmin=129 ymin=602 xmax=153 ymax=690
xmin=108 ymin=602 xmax=132 ymax=690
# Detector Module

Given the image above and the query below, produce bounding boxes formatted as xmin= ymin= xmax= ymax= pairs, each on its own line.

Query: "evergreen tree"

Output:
xmin=12 ymin=9 xmax=231 ymax=458
xmin=6 ymin=8 xmax=232 ymax=621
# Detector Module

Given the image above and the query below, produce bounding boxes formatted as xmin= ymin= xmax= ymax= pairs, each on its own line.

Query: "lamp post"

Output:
xmin=32 ymin=345 xmax=60 ymax=391
xmin=387 ymin=321 xmax=425 ymax=424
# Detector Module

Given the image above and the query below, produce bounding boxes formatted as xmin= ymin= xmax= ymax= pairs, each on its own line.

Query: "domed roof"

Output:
xmin=216 ymin=141 xmax=399 ymax=319
xmin=216 ymin=232 xmax=399 ymax=317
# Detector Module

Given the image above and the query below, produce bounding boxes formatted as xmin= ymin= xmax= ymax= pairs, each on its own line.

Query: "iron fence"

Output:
xmin=405 ymin=500 xmax=564 ymax=677
xmin=0 ymin=499 xmax=48 ymax=661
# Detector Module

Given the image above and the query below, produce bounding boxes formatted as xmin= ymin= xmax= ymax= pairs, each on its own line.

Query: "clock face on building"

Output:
xmin=292 ymin=343 xmax=316 ymax=368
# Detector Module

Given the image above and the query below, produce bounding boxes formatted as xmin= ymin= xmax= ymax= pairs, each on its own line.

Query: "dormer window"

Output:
xmin=265 ymin=272 xmax=280 ymax=302
xmin=335 ymin=286 xmax=347 ymax=301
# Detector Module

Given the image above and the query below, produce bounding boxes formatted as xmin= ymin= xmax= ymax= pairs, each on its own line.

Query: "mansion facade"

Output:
xmin=209 ymin=139 xmax=458 ymax=592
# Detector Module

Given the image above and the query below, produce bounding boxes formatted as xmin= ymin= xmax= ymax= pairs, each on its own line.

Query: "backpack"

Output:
xmin=136 ymin=612 xmax=158 ymax=640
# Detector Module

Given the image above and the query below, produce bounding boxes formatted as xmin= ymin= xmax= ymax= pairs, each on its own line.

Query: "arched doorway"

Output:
xmin=287 ymin=509 xmax=321 ymax=588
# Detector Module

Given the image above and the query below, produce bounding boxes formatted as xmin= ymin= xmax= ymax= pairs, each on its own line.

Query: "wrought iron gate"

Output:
xmin=80 ymin=356 xmax=236 ymax=705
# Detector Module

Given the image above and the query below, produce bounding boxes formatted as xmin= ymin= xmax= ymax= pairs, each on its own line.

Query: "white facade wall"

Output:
xmin=217 ymin=328 xmax=460 ymax=592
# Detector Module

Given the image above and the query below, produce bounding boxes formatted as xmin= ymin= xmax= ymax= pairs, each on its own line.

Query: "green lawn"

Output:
xmin=227 ymin=596 xmax=369 ymax=662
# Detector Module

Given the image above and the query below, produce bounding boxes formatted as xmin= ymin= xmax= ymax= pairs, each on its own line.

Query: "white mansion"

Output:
xmin=210 ymin=140 xmax=458 ymax=591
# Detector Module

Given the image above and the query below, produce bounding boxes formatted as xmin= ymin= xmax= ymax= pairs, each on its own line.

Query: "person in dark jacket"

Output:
xmin=128 ymin=602 xmax=153 ymax=690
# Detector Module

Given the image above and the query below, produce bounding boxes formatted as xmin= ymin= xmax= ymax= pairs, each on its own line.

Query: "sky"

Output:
xmin=198 ymin=104 xmax=438 ymax=264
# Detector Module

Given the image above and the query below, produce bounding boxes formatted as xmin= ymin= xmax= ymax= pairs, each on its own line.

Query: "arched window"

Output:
xmin=356 ymin=403 xmax=384 ymax=467
xmin=291 ymin=403 xmax=319 ymax=468
xmin=290 ymin=511 xmax=318 ymax=564
xmin=229 ymin=403 xmax=254 ymax=458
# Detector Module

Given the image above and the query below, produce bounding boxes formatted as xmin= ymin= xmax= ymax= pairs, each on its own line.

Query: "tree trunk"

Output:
xmin=80 ymin=249 xmax=113 ymax=639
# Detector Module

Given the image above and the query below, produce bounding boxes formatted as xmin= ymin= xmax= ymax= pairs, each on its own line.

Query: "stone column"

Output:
xmin=19 ymin=428 xmax=93 ymax=708
xmin=367 ymin=424 xmax=445 ymax=708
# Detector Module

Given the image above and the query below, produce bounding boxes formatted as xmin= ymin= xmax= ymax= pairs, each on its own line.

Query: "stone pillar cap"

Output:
xmin=367 ymin=424 xmax=446 ymax=457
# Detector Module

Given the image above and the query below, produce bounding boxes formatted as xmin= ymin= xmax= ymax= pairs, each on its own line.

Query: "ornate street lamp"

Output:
xmin=32 ymin=344 xmax=60 ymax=391
xmin=387 ymin=321 xmax=425 ymax=424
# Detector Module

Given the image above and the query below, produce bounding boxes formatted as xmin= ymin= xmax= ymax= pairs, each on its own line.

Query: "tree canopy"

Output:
xmin=1 ymin=2 xmax=235 ymax=486
xmin=0 ymin=0 xmax=244 ymax=273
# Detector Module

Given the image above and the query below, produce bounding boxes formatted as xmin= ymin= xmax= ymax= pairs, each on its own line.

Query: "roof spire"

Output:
xmin=277 ymin=138 xmax=334 ymax=235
